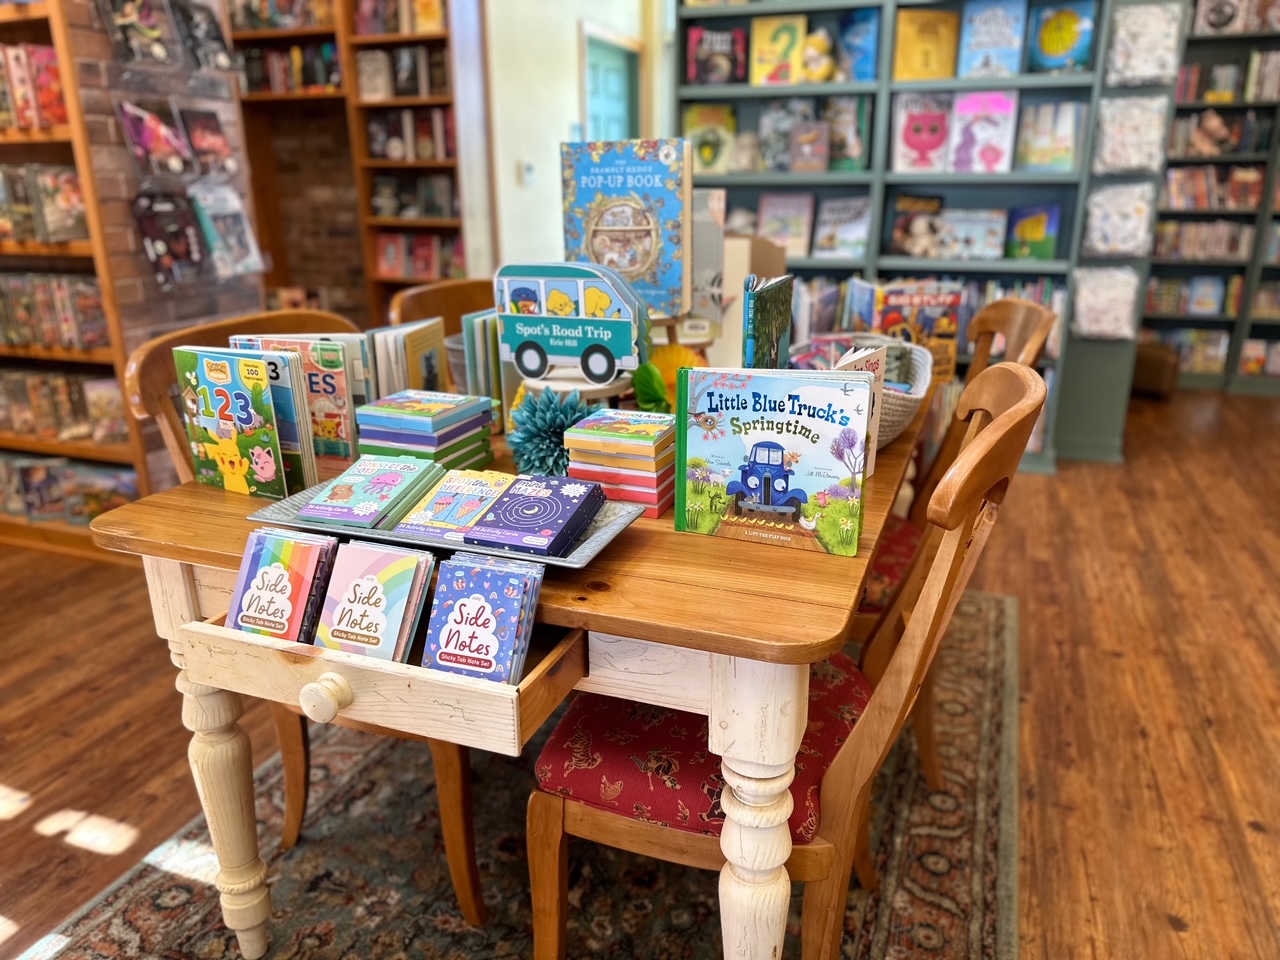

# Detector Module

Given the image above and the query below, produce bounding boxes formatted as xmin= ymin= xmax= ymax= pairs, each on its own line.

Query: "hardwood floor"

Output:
xmin=0 ymin=390 xmax=1276 ymax=959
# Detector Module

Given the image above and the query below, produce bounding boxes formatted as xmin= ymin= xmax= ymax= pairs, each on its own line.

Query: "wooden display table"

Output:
xmin=90 ymin=400 xmax=928 ymax=960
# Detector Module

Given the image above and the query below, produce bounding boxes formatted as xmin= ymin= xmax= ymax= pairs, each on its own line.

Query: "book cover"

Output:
xmin=421 ymin=556 xmax=530 ymax=683
xmin=24 ymin=45 xmax=66 ymax=126
xmin=750 ymin=15 xmax=807 ymax=86
xmin=756 ymin=192 xmax=814 ymax=259
xmin=561 ymin=138 xmax=692 ymax=317
xmin=463 ymin=474 xmax=606 ymax=557
xmin=1027 ymin=1 xmax=1095 ymax=73
xmin=1187 ymin=276 xmax=1226 ymax=314
xmin=563 ymin=408 xmax=676 ymax=454
xmin=180 ymin=109 xmax=239 ymax=176
xmin=567 ymin=459 xmax=675 ymax=488
xmin=957 ymin=0 xmax=1027 ymax=78
xmin=29 ymin=166 xmax=88 ymax=243
xmin=1006 ymin=204 xmax=1061 ymax=259
xmin=356 ymin=389 xmax=490 ymax=431
xmin=117 ymin=99 xmax=197 ymax=177
xmin=298 ymin=454 xmax=440 ymax=526
xmin=314 ymin=542 xmax=434 ymax=660
xmin=4 ymin=46 xmax=36 ymax=129
xmin=226 ymin=528 xmax=335 ymax=642
xmin=133 ymin=193 xmax=206 ymax=290
xmin=742 ymin=274 xmax=795 ymax=368
xmin=788 ymin=121 xmax=830 ymax=172
xmin=833 ymin=344 xmax=885 ymax=475
xmin=824 ymin=96 xmax=871 ymax=171
xmin=173 ymin=347 xmax=290 ymax=498
xmin=686 ymin=26 xmax=747 ymax=84
xmin=1239 ymin=338 xmax=1266 ymax=374
xmin=947 ymin=90 xmax=1018 ymax=173
xmin=893 ymin=10 xmax=960 ymax=80
xmin=684 ymin=103 xmax=737 ymax=175
xmin=1014 ymin=100 xmax=1085 ymax=172
xmin=189 ymin=183 xmax=265 ymax=279
xmin=812 ymin=196 xmax=872 ymax=260
xmin=412 ymin=0 xmax=444 ymax=32
xmin=892 ymin=93 xmax=953 ymax=172
xmin=674 ymin=368 xmax=874 ymax=556
xmin=758 ymin=97 xmax=814 ymax=171
xmin=394 ymin=469 xmax=514 ymax=541
xmin=937 ymin=209 xmax=1008 ymax=259
xmin=837 ymin=9 xmax=880 ymax=82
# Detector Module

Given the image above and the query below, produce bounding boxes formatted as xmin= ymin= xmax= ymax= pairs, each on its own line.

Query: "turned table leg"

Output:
xmin=709 ymin=655 xmax=809 ymax=960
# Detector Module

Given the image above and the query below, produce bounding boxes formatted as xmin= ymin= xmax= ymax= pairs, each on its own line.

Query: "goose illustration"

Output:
xmin=798 ymin=512 xmax=821 ymax=532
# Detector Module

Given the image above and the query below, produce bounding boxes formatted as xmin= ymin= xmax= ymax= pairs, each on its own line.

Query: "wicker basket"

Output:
xmin=843 ymin=333 xmax=934 ymax=450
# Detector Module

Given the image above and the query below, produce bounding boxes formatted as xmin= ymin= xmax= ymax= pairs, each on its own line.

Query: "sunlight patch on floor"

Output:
xmin=144 ymin=837 xmax=220 ymax=885
xmin=0 ymin=915 xmax=17 ymax=946
xmin=0 ymin=784 xmax=32 ymax=820
xmin=13 ymin=932 xmax=68 ymax=960
xmin=33 ymin=809 xmax=139 ymax=855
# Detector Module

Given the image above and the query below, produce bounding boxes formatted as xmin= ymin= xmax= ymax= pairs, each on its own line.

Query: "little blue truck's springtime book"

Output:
xmin=675 ymin=368 xmax=874 ymax=556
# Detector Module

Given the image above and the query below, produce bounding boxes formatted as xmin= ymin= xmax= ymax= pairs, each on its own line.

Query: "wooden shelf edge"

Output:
xmin=0 ymin=2 xmax=48 ymax=24
xmin=364 ymin=216 xmax=461 ymax=228
xmin=230 ymin=25 xmax=336 ymax=41
xmin=0 ymin=239 xmax=93 ymax=256
xmin=359 ymin=158 xmax=457 ymax=169
xmin=240 ymin=89 xmax=345 ymax=102
xmin=0 ymin=124 xmax=71 ymax=143
xmin=0 ymin=432 xmax=136 ymax=463
xmin=356 ymin=95 xmax=452 ymax=107
xmin=0 ymin=343 xmax=115 ymax=363
xmin=348 ymin=30 xmax=449 ymax=45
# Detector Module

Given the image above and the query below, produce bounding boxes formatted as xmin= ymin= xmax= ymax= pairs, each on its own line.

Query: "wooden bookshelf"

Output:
xmin=0 ymin=432 xmax=134 ymax=463
xmin=0 ymin=510 xmax=137 ymax=566
xmin=359 ymin=157 xmax=457 ymax=169
xmin=0 ymin=124 xmax=70 ymax=143
xmin=0 ymin=343 xmax=115 ymax=363
xmin=347 ymin=30 xmax=448 ymax=45
xmin=0 ymin=239 xmax=94 ymax=256
xmin=355 ymin=94 xmax=452 ymax=108
xmin=0 ymin=3 xmax=48 ymax=24
xmin=363 ymin=216 xmax=462 ymax=228
xmin=240 ymin=89 xmax=345 ymax=102
xmin=230 ymin=25 xmax=337 ymax=41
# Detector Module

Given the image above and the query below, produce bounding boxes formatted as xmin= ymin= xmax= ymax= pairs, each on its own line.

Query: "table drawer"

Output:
xmin=177 ymin=618 xmax=587 ymax=756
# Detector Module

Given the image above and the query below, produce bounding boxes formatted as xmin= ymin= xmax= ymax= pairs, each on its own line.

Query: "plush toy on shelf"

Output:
xmin=800 ymin=28 xmax=838 ymax=83
xmin=1186 ymin=109 xmax=1232 ymax=157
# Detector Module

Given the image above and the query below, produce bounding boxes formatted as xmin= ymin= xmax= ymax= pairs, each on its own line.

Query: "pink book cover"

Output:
xmin=25 ymin=45 xmax=65 ymax=127
xmin=5 ymin=46 xmax=37 ymax=129
xmin=946 ymin=90 xmax=1018 ymax=174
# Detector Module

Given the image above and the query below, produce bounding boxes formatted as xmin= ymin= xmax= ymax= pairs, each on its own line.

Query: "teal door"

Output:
xmin=586 ymin=38 xmax=638 ymax=141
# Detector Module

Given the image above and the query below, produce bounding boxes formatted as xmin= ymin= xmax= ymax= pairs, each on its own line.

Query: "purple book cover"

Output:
xmin=357 ymin=411 xmax=491 ymax=446
xmin=462 ymin=475 xmax=605 ymax=557
xmin=421 ymin=557 xmax=529 ymax=683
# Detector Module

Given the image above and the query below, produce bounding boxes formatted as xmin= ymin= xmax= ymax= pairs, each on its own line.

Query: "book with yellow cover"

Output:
xmin=750 ymin=15 xmax=807 ymax=86
xmin=893 ymin=10 xmax=961 ymax=80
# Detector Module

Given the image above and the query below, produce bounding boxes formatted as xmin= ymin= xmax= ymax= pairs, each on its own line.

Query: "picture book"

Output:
xmin=686 ymin=26 xmax=747 ymax=84
xmin=756 ymin=191 xmax=814 ymax=259
xmin=750 ymin=15 xmax=807 ymax=86
xmin=789 ymin=121 xmax=830 ymax=172
xmin=189 ymin=183 xmax=265 ymax=279
xmin=833 ymin=344 xmax=886 ymax=476
xmin=592 ymin=475 xmax=674 ymax=507
xmin=99 ymin=0 xmax=173 ymax=62
xmin=463 ymin=474 xmax=606 ymax=557
xmin=937 ymin=209 xmax=1008 ymax=260
xmin=172 ymin=0 xmax=235 ymax=71
xmin=4 ymin=46 xmax=36 ymax=129
xmin=314 ymin=541 xmax=434 ymax=660
xmin=947 ymin=90 xmax=1018 ymax=174
xmin=2 ymin=166 xmax=32 ymax=239
xmin=758 ymin=97 xmax=814 ymax=171
xmin=298 ymin=454 xmax=445 ymax=527
xmin=957 ymin=0 xmax=1027 ymax=78
xmin=684 ymin=103 xmax=737 ymax=175
xmin=824 ymin=96 xmax=871 ymax=171
xmin=133 ymin=193 xmax=206 ymax=290
xmin=1027 ymin=1 xmax=1095 ymax=73
xmin=1006 ymin=204 xmax=1061 ymax=259
xmin=368 ymin=316 xmax=449 ymax=394
xmin=812 ymin=196 xmax=872 ymax=260
xmin=567 ymin=458 xmax=674 ymax=489
xmin=675 ymin=368 xmax=875 ymax=556
xmin=837 ymin=9 xmax=880 ymax=82
xmin=394 ymin=468 xmax=514 ymax=542
xmin=848 ymin=278 xmax=963 ymax=379
xmin=563 ymin=409 xmax=676 ymax=455
xmin=29 ymin=166 xmax=88 ymax=243
xmin=561 ymin=138 xmax=692 ymax=317
xmin=892 ymin=93 xmax=953 ymax=172
xmin=225 ymin=528 xmax=336 ymax=642
xmin=1239 ymin=338 xmax=1266 ymax=374
xmin=117 ymin=98 xmax=196 ymax=177
xmin=1014 ymin=100 xmax=1085 ymax=172
xmin=180 ymin=109 xmax=239 ymax=176
xmin=356 ymin=389 xmax=490 ymax=431
xmin=24 ymin=45 xmax=66 ymax=127
xmin=742 ymin=273 xmax=796 ymax=368
xmin=173 ymin=347 xmax=291 ymax=498
xmin=893 ymin=10 xmax=960 ymax=80
xmin=1187 ymin=276 xmax=1226 ymax=315
xmin=569 ymin=444 xmax=676 ymax=473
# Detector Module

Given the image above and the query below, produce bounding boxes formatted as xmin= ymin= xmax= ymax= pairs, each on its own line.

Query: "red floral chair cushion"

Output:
xmin=534 ymin=652 xmax=873 ymax=844
xmin=859 ymin=515 xmax=924 ymax=614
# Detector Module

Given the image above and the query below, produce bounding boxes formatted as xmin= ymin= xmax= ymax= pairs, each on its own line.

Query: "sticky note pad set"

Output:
xmin=225 ymin=527 xmax=338 ymax=642
xmin=314 ymin=541 xmax=436 ymax=661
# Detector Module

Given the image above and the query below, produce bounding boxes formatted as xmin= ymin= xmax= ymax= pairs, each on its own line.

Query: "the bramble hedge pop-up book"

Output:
xmin=675 ymin=368 xmax=874 ymax=556
xmin=314 ymin=541 xmax=435 ymax=661
xmin=394 ymin=468 xmax=515 ymax=542
xmin=226 ymin=527 xmax=337 ymax=642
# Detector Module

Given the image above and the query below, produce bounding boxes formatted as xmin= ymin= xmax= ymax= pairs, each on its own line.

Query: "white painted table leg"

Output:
xmin=709 ymin=655 xmax=809 ymax=960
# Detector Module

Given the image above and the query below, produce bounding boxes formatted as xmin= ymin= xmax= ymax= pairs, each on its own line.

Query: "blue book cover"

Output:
xmin=1026 ymin=1 xmax=1094 ymax=73
xmin=957 ymin=0 xmax=1027 ymax=78
xmin=356 ymin=411 xmax=491 ymax=446
xmin=355 ymin=390 xmax=491 ymax=432
xmin=560 ymin=138 xmax=692 ymax=318
xmin=421 ymin=556 xmax=532 ymax=683
xmin=837 ymin=9 xmax=880 ymax=82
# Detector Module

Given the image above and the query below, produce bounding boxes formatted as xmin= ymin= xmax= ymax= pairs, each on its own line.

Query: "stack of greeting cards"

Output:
xmin=563 ymin=409 xmax=677 ymax=519
xmin=313 ymin=541 xmax=436 ymax=661
xmin=463 ymin=474 xmax=606 ymax=558
xmin=225 ymin=527 xmax=338 ymax=642
xmin=356 ymin=389 xmax=493 ymax=470
xmin=392 ymin=468 xmax=515 ymax=543
xmin=420 ymin=553 xmax=545 ymax=684
xmin=298 ymin=454 xmax=446 ymax=529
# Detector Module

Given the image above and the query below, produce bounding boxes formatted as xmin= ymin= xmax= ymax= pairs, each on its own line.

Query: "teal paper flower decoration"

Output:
xmin=508 ymin=388 xmax=601 ymax=476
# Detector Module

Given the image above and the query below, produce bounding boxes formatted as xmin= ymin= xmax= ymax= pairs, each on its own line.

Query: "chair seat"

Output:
xmin=534 ymin=653 xmax=873 ymax=844
xmin=859 ymin=515 xmax=925 ymax=614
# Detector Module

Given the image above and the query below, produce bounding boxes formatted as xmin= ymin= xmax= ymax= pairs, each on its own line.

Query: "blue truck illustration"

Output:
xmin=725 ymin=440 xmax=807 ymax=522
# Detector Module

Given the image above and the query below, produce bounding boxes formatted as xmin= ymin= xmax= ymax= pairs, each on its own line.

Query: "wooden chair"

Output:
xmin=388 ymin=279 xmax=494 ymax=339
xmin=527 ymin=363 xmax=1047 ymax=960
xmin=124 ymin=309 xmax=490 ymax=926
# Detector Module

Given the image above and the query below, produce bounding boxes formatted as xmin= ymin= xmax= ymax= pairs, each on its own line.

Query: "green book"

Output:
xmin=741 ymin=274 xmax=795 ymax=369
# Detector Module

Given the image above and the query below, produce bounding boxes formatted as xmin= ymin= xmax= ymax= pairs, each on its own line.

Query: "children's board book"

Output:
xmin=357 ymin=389 xmax=490 ymax=432
xmin=1006 ymin=204 xmax=1061 ymax=258
xmin=686 ymin=26 xmax=747 ymax=84
xmin=743 ymin=274 xmax=796 ymax=369
xmin=463 ymin=474 xmax=606 ymax=557
xmin=314 ymin=541 xmax=434 ymax=661
xmin=298 ymin=455 xmax=445 ymax=528
xmin=421 ymin=554 xmax=544 ymax=684
xmin=892 ymin=93 xmax=953 ymax=172
xmin=957 ymin=0 xmax=1027 ymax=78
xmin=849 ymin=278 xmax=963 ymax=380
xmin=756 ymin=191 xmax=814 ymax=259
xmin=563 ymin=409 xmax=676 ymax=455
xmin=368 ymin=316 xmax=449 ymax=395
xmin=684 ymin=103 xmax=737 ymax=175
xmin=937 ymin=209 xmax=1008 ymax=259
xmin=561 ymin=139 xmax=692 ymax=318
xmin=893 ymin=10 xmax=960 ymax=80
xmin=225 ymin=528 xmax=337 ymax=642
xmin=173 ymin=347 xmax=291 ymax=499
xmin=750 ymin=15 xmax=807 ymax=86
xmin=812 ymin=196 xmax=872 ymax=260
xmin=824 ymin=96 xmax=870 ymax=171
xmin=569 ymin=444 xmax=676 ymax=472
xmin=837 ymin=10 xmax=880 ymax=82
xmin=567 ymin=458 xmax=674 ymax=488
xmin=675 ymin=368 xmax=874 ymax=556
xmin=394 ymin=468 xmax=514 ymax=542
xmin=1027 ymin=1 xmax=1095 ymax=73
xmin=947 ymin=90 xmax=1017 ymax=174
xmin=833 ymin=344 xmax=886 ymax=476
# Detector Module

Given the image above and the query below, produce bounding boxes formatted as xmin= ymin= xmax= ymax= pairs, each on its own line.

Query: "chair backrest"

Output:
xmin=388 ymin=279 xmax=494 ymax=339
xmin=124 ymin=309 xmax=359 ymax=483
xmin=909 ymin=298 xmax=1054 ymax=527
xmin=820 ymin=362 xmax=1046 ymax=849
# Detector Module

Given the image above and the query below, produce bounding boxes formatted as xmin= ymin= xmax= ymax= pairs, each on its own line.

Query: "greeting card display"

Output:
xmin=180 ymin=109 xmax=238 ymax=176
xmin=225 ymin=527 xmax=337 ymax=642
xmin=314 ymin=541 xmax=435 ymax=660
xmin=463 ymin=474 xmax=606 ymax=558
xmin=189 ymin=183 xmax=264 ymax=278
xmin=133 ymin=193 xmax=206 ymax=290
xmin=118 ymin=99 xmax=197 ymax=177
xmin=171 ymin=0 xmax=235 ymax=71
xmin=97 ymin=0 xmax=173 ymax=63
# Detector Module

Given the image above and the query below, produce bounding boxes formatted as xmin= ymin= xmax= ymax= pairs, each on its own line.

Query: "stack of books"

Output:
xmin=356 ymin=389 xmax=494 ymax=470
xmin=564 ymin=409 xmax=677 ymax=519
xmin=298 ymin=454 xmax=447 ymax=530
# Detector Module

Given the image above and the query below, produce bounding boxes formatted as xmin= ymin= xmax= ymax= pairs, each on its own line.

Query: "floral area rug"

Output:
xmin=21 ymin=593 xmax=1018 ymax=960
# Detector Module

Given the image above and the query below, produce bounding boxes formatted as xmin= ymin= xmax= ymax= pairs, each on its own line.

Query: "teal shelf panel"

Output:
xmin=678 ymin=81 xmax=878 ymax=100
xmin=1156 ymin=208 xmax=1257 ymax=217
xmin=679 ymin=0 xmax=881 ymax=18
xmin=1166 ymin=153 xmax=1270 ymax=164
xmin=1142 ymin=313 xmax=1238 ymax=325
xmin=1176 ymin=99 xmax=1280 ymax=108
xmin=1150 ymin=258 xmax=1250 ymax=267
xmin=694 ymin=172 xmax=874 ymax=186
xmin=890 ymin=73 xmax=1095 ymax=93
xmin=1227 ymin=374 xmax=1280 ymax=395
xmin=1177 ymin=371 xmax=1228 ymax=389
xmin=877 ymin=256 xmax=1070 ymax=274
xmin=1185 ymin=30 xmax=1280 ymax=41
xmin=787 ymin=256 xmax=866 ymax=270
xmin=884 ymin=170 xmax=1079 ymax=185
xmin=1018 ymin=449 xmax=1058 ymax=474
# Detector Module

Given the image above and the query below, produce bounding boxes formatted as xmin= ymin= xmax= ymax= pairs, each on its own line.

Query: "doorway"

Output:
xmin=582 ymin=27 xmax=641 ymax=140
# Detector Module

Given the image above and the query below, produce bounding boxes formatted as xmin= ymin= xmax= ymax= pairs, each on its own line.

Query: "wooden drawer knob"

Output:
xmin=299 ymin=672 xmax=353 ymax=723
